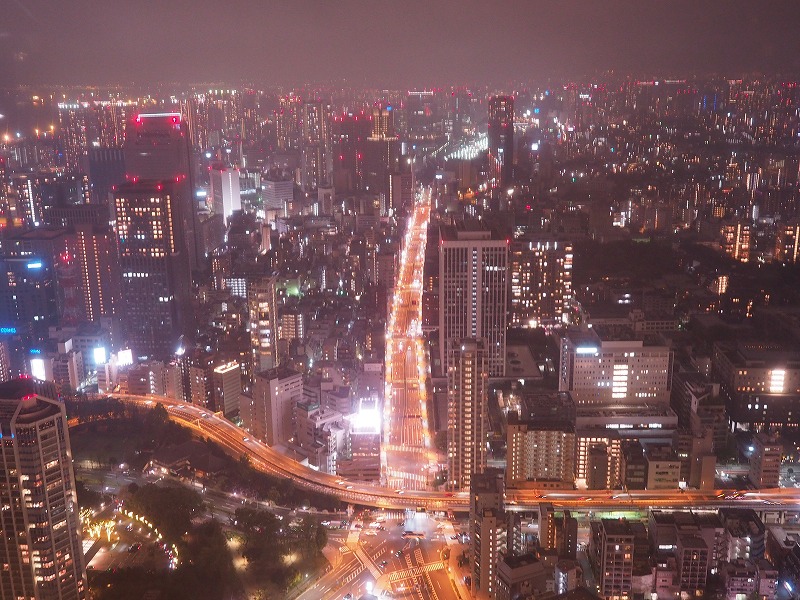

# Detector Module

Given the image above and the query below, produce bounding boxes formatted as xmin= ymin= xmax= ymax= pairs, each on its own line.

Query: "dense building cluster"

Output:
xmin=1 ymin=74 xmax=800 ymax=599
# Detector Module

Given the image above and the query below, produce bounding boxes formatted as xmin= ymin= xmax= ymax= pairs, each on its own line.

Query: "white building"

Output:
xmin=213 ymin=361 xmax=242 ymax=418
xmin=209 ymin=166 xmax=241 ymax=222
xmin=439 ymin=223 xmax=508 ymax=376
xmin=559 ymin=328 xmax=673 ymax=406
xmin=447 ymin=338 xmax=489 ymax=491
xmin=251 ymin=366 xmax=303 ymax=447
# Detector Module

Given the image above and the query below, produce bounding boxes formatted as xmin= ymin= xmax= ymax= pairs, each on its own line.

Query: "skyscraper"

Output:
xmin=469 ymin=468 xmax=506 ymax=599
xmin=365 ymin=105 xmax=400 ymax=214
xmin=0 ymin=379 xmax=86 ymax=600
xmin=113 ymin=181 xmax=192 ymax=359
xmin=124 ymin=113 xmax=200 ymax=271
xmin=300 ymin=100 xmax=333 ymax=192
xmin=509 ymin=238 xmax=573 ymax=329
xmin=209 ymin=165 xmax=241 ymax=223
xmin=488 ymin=95 xmax=514 ymax=191
xmin=248 ymin=275 xmax=278 ymax=374
xmin=447 ymin=338 xmax=489 ymax=491
xmin=439 ymin=223 xmax=508 ymax=376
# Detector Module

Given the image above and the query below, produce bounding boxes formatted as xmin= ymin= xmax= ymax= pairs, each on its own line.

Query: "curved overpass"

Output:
xmin=102 ymin=394 xmax=800 ymax=513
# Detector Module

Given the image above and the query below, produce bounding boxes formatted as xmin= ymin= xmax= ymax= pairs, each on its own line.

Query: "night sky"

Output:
xmin=2 ymin=0 xmax=800 ymax=86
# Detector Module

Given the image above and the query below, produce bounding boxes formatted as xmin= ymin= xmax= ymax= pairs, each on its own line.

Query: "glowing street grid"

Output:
xmin=382 ymin=188 xmax=437 ymax=491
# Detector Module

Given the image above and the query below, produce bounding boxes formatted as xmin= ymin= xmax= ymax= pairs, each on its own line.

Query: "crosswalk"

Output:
xmin=387 ymin=561 xmax=445 ymax=582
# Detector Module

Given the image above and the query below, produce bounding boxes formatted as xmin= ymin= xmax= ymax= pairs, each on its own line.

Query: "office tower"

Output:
xmin=87 ymin=147 xmax=126 ymax=205
xmin=721 ymin=221 xmax=751 ymax=263
xmin=124 ymin=112 xmax=200 ymax=271
xmin=300 ymin=100 xmax=333 ymax=192
xmin=261 ymin=176 xmax=295 ymax=219
xmin=70 ymin=224 xmax=120 ymax=322
xmin=92 ymin=100 xmax=136 ymax=148
xmin=469 ymin=469 xmax=506 ymax=600
xmin=774 ymin=222 xmax=800 ymax=262
xmin=113 ymin=181 xmax=192 ymax=359
xmin=558 ymin=329 xmax=673 ymax=405
xmin=251 ymin=366 xmax=303 ymax=446
xmin=506 ymin=392 xmax=577 ymax=488
xmin=405 ymin=90 xmax=437 ymax=140
xmin=749 ymin=433 xmax=781 ymax=488
xmin=447 ymin=339 xmax=489 ymax=491
xmin=364 ymin=106 xmax=399 ymax=212
xmin=439 ymin=223 xmax=508 ymax=376
xmin=212 ymin=361 xmax=242 ymax=418
xmin=276 ymin=94 xmax=302 ymax=151
xmin=488 ymin=95 xmax=514 ymax=190
xmin=209 ymin=165 xmax=241 ymax=222
xmin=0 ymin=341 xmax=10 ymax=382
xmin=332 ymin=111 xmax=371 ymax=193
xmin=0 ymin=246 xmax=58 ymax=341
xmin=248 ymin=275 xmax=278 ymax=374
xmin=0 ymin=379 xmax=86 ymax=599
xmin=713 ymin=341 xmax=800 ymax=428
xmin=8 ymin=173 xmax=89 ymax=227
xmin=57 ymin=102 xmax=90 ymax=171
xmin=509 ymin=238 xmax=573 ymax=329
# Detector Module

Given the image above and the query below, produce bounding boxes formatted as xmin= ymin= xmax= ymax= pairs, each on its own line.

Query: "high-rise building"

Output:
xmin=439 ymin=223 xmax=508 ymax=376
xmin=591 ymin=519 xmax=635 ymax=599
xmin=447 ymin=339 xmax=489 ymax=491
xmin=250 ymin=366 xmax=303 ymax=447
xmin=488 ymin=96 xmax=514 ymax=190
xmin=70 ymin=224 xmax=120 ymax=322
xmin=248 ymin=275 xmax=278 ymax=375
xmin=57 ymin=102 xmax=90 ymax=172
xmin=0 ymin=246 xmax=59 ymax=341
xmin=261 ymin=176 xmax=295 ymax=219
xmin=506 ymin=392 xmax=577 ymax=488
xmin=0 ymin=379 xmax=86 ymax=599
xmin=364 ymin=105 xmax=399 ymax=212
xmin=300 ymin=100 xmax=333 ymax=192
xmin=212 ymin=361 xmax=242 ymax=419
xmin=509 ymin=238 xmax=573 ymax=329
xmin=87 ymin=148 xmax=126 ymax=205
xmin=332 ymin=111 xmax=371 ymax=193
xmin=209 ymin=165 xmax=241 ymax=222
xmin=469 ymin=469 xmax=507 ymax=600
xmin=721 ymin=221 xmax=751 ymax=263
xmin=713 ymin=341 xmax=800 ymax=429
xmin=774 ymin=222 xmax=800 ymax=263
xmin=405 ymin=90 xmax=437 ymax=140
xmin=113 ymin=181 xmax=192 ymax=359
xmin=276 ymin=94 xmax=302 ymax=151
xmin=558 ymin=329 xmax=673 ymax=406
xmin=124 ymin=113 xmax=200 ymax=271
xmin=749 ymin=433 xmax=781 ymax=488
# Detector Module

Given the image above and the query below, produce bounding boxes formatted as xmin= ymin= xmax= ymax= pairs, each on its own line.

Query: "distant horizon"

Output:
xmin=3 ymin=70 xmax=800 ymax=93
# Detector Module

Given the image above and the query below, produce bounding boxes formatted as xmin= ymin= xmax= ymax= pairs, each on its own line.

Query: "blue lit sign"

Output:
xmin=27 ymin=262 xmax=42 ymax=270
xmin=0 ymin=327 xmax=16 ymax=335
xmin=29 ymin=349 xmax=41 ymax=355
xmin=534 ymin=108 xmax=540 ymax=114
xmin=386 ymin=105 xmax=392 ymax=111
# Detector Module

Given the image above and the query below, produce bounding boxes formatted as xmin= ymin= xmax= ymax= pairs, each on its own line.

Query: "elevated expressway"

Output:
xmin=102 ymin=394 xmax=800 ymax=515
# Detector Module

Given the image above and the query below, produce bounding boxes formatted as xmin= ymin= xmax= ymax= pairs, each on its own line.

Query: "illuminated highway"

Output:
xmin=106 ymin=394 xmax=800 ymax=515
xmin=383 ymin=188 xmax=437 ymax=491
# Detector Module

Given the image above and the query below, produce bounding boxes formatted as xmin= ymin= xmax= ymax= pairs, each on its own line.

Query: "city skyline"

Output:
xmin=2 ymin=1 xmax=800 ymax=86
